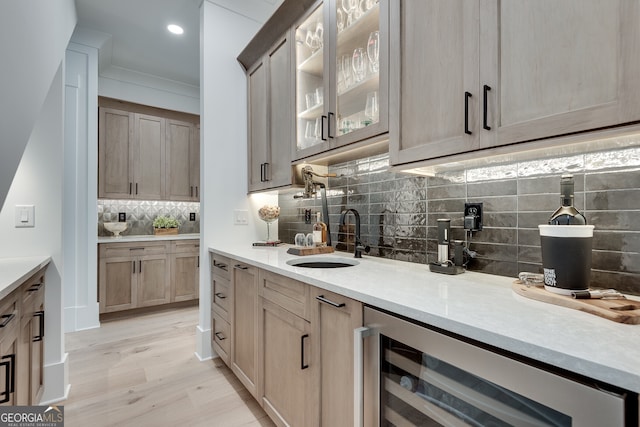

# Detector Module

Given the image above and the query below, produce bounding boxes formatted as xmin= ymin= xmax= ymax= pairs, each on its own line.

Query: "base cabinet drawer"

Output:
xmin=212 ymin=312 xmax=230 ymax=366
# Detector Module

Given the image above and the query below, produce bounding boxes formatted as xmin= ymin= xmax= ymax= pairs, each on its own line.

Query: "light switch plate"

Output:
xmin=15 ymin=205 xmax=35 ymax=228
xmin=234 ymin=209 xmax=249 ymax=225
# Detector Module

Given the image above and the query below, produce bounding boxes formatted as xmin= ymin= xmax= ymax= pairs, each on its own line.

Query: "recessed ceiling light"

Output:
xmin=167 ymin=24 xmax=184 ymax=35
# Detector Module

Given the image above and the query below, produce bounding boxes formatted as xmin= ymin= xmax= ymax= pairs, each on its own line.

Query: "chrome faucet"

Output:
xmin=340 ymin=208 xmax=369 ymax=258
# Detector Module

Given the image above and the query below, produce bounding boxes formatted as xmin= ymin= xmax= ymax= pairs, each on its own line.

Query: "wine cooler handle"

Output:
xmin=354 ymin=326 xmax=373 ymax=427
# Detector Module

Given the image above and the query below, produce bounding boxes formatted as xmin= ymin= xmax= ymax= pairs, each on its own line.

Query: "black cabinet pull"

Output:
xmin=316 ymin=295 xmax=346 ymax=308
xmin=464 ymin=91 xmax=472 ymax=135
xmin=195 ymin=186 xmax=198 ymax=198
xmin=300 ymin=334 xmax=309 ymax=370
xmin=214 ymin=332 xmax=226 ymax=341
xmin=197 ymin=256 xmax=199 ymax=268
xmin=139 ymin=260 xmax=142 ymax=274
xmin=190 ymin=186 xmax=194 ymax=197
xmin=135 ymin=183 xmax=138 ymax=195
xmin=132 ymin=261 xmax=136 ymax=274
xmin=483 ymin=84 xmax=491 ymax=130
xmin=234 ymin=264 xmax=248 ymax=270
xmin=0 ymin=313 xmax=15 ymax=328
xmin=215 ymin=292 xmax=226 ymax=299
xmin=260 ymin=163 xmax=265 ymax=182
xmin=328 ymin=112 xmax=334 ymax=139
xmin=33 ymin=311 xmax=44 ymax=342
xmin=263 ymin=163 xmax=270 ymax=182
xmin=27 ymin=283 xmax=42 ymax=293
xmin=321 ymin=115 xmax=327 ymax=141
xmin=0 ymin=354 xmax=14 ymax=403
xmin=213 ymin=261 xmax=228 ymax=271
xmin=129 ymin=182 xmax=132 ymax=195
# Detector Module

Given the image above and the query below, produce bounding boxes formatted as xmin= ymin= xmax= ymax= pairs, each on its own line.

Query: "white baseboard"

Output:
xmin=39 ymin=352 xmax=69 ymax=405
xmin=195 ymin=324 xmax=213 ymax=361
xmin=64 ymin=302 xmax=100 ymax=333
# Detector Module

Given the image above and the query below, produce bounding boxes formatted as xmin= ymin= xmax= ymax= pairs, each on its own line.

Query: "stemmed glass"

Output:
xmin=352 ymin=47 xmax=366 ymax=83
xmin=342 ymin=0 xmax=357 ymax=27
xmin=367 ymin=31 xmax=380 ymax=73
xmin=364 ymin=91 xmax=379 ymax=125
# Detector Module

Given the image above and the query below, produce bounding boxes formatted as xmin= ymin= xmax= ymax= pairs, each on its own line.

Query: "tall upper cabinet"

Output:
xmin=390 ymin=0 xmax=640 ymax=166
xmin=247 ymin=35 xmax=293 ymax=192
xmin=98 ymin=98 xmax=200 ymax=201
xmin=294 ymin=0 xmax=389 ymax=160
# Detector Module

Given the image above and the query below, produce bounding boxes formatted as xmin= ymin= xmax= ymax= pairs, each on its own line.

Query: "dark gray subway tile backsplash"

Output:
xmin=278 ymin=148 xmax=640 ymax=295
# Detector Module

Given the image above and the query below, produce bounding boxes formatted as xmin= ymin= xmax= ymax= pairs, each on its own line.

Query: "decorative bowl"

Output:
xmin=104 ymin=222 xmax=128 ymax=237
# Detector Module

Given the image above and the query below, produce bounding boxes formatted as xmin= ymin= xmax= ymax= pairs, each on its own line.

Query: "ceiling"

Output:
xmin=74 ymin=0 xmax=283 ymax=88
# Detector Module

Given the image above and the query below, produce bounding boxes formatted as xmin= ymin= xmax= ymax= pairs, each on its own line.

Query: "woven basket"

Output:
xmin=154 ymin=228 xmax=178 ymax=236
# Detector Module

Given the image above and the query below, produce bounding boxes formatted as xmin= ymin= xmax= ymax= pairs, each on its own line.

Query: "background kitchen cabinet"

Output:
xmin=98 ymin=99 xmax=200 ymax=201
xmin=166 ymin=120 xmax=200 ymax=201
xmin=98 ymin=242 xmax=170 ymax=313
xmin=390 ymin=0 xmax=640 ymax=166
xmin=247 ymin=35 xmax=293 ymax=193
xmin=98 ymin=107 xmax=134 ymax=199
xmin=293 ymin=0 xmax=389 ymax=160
xmin=170 ymin=240 xmax=200 ymax=302
xmin=231 ymin=262 xmax=259 ymax=399
xmin=311 ymin=288 xmax=362 ymax=426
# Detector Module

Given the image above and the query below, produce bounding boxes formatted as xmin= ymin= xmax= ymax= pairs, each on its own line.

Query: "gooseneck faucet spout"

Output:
xmin=340 ymin=208 xmax=369 ymax=258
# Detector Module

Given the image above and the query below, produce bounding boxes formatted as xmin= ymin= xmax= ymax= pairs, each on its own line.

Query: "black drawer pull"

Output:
xmin=234 ymin=264 xmax=248 ymax=270
xmin=27 ymin=282 xmax=42 ymax=292
xmin=0 ymin=313 xmax=15 ymax=328
xmin=214 ymin=332 xmax=226 ymax=341
xmin=213 ymin=261 xmax=228 ymax=271
xmin=215 ymin=292 xmax=227 ymax=300
xmin=316 ymin=295 xmax=346 ymax=308
xmin=0 ymin=354 xmax=15 ymax=403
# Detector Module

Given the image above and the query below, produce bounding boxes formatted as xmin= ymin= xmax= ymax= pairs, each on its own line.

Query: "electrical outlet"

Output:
xmin=118 ymin=212 xmax=126 ymax=222
xmin=190 ymin=212 xmax=196 ymax=221
xmin=464 ymin=202 xmax=483 ymax=231
xmin=234 ymin=210 xmax=249 ymax=225
xmin=304 ymin=209 xmax=312 ymax=224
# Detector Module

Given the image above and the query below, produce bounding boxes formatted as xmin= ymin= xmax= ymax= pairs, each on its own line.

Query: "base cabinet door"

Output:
xmin=99 ymin=257 xmax=137 ymax=313
xmin=311 ymin=288 xmax=363 ymax=427
xmin=231 ymin=263 xmax=259 ymax=398
xmin=260 ymin=299 xmax=316 ymax=427
xmin=137 ymin=255 xmax=170 ymax=307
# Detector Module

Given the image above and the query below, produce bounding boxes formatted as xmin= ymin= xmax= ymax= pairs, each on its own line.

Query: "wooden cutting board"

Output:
xmin=512 ymin=281 xmax=640 ymax=324
xmin=286 ymin=246 xmax=334 ymax=256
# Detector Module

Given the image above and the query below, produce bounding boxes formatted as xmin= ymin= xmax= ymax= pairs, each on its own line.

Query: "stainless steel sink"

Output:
xmin=286 ymin=256 xmax=359 ymax=268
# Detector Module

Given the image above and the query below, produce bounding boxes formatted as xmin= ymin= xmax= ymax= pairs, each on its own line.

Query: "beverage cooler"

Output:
xmin=356 ymin=307 xmax=635 ymax=427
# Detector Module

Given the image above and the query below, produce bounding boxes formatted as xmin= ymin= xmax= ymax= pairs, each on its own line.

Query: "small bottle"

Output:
xmin=548 ymin=174 xmax=587 ymax=225
xmin=313 ymin=212 xmax=327 ymax=247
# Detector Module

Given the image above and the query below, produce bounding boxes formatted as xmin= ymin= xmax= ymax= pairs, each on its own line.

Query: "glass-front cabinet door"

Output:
xmin=295 ymin=3 xmax=328 ymax=156
xmin=295 ymin=0 xmax=388 ymax=160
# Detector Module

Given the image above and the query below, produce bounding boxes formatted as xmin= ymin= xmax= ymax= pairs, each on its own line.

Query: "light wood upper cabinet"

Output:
xmin=166 ymin=119 xmax=200 ymax=201
xmin=481 ymin=0 xmax=640 ymax=149
xmin=98 ymin=108 xmax=134 ymax=198
xmin=390 ymin=0 xmax=640 ymax=166
xmin=98 ymin=100 xmax=200 ymax=201
xmin=294 ymin=0 xmax=390 ymax=160
xmin=247 ymin=35 xmax=293 ymax=193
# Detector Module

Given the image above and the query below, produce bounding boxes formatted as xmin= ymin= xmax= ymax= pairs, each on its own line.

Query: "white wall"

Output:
xmin=197 ymin=0 xmax=278 ymax=360
xmin=64 ymin=43 xmax=100 ymax=333
xmin=0 ymin=66 xmax=69 ymax=403
xmin=0 ymin=0 xmax=76 ymax=211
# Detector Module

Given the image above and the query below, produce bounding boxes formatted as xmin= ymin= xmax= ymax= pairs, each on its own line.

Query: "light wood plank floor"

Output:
xmin=62 ymin=306 xmax=275 ymax=427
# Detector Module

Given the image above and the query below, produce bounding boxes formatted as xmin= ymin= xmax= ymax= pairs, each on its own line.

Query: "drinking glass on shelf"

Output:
xmin=315 ymin=117 xmax=323 ymax=141
xmin=352 ymin=47 xmax=366 ymax=83
xmin=315 ymin=87 xmax=323 ymax=106
xmin=337 ymin=59 xmax=345 ymax=93
xmin=315 ymin=22 xmax=324 ymax=48
xmin=367 ymin=31 xmax=380 ymax=73
xmin=305 ymin=121 xmax=316 ymax=143
xmin=341 ymin=55 xmax=353 ymax=89
xmin=337 ymin=8 xmax=345 ymax=32
xmin=342 ymin=0 xmax=357 ymax=26
xmin=364 ymin=91 xmax=379 ymax=125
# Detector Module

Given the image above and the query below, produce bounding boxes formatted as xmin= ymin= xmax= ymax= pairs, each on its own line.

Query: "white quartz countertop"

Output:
xmin=209 ymin=243 xmax=640 ymax=393
xmin=0 ymin=256 xmax=51 ymax=300
xmin=98 ymin=233 xmax=200 ymax=243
